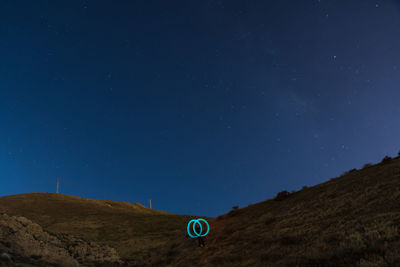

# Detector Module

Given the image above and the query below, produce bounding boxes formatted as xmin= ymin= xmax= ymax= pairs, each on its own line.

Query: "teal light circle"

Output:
xmin=187 ymin=219 xmax=197 ymax=238
xmin=193 ymin=220 xmax=203 ymax=236
xmin=187 ymin=218 xmax=209 ymax=238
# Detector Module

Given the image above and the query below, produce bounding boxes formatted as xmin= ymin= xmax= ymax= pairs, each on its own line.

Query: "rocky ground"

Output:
xmin=0 ymin=212 xmax=123 ymax=266
xmin=3 ymin=155 xmax=400 ymax=266
xmin=0 ymin=193 xmax=190 ymax=263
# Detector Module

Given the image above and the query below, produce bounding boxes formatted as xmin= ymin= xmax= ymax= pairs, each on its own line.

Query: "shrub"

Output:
xmin=302 ymin=185 xmax=308 ymax=190
xmin=274 ymin=190 xmax=290 ymax=201
xmin=342 ymin=168 xmax=357 ymax=176
xmin=381 ymin=156 xmax=392 ymax=164
xmin=363 ymin=163 xmax=373 ymax=169
xmin=227 ymin=206 xmax=239 ymax=217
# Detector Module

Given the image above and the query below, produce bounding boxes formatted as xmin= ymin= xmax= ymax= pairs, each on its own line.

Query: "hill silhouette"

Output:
xmin=1 ymin=155 xmax=400 ymax=266
xmin=150 ymin=155 xmax=400 ymax=266
xmin=0 ymin=193 xmax=192 ymax=264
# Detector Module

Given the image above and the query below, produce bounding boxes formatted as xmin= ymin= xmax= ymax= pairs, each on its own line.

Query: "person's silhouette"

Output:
xmin=197 ymin=236 xmax=205 ymax=247
xmin=194 ymin=224 xmax=206 ymax=247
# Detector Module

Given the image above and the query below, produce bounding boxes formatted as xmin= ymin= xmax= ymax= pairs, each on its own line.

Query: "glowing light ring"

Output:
xmin=192 ymin=220 xmax=202 ymax=236
xmin=187 ymin=218 xmax=209 ymax=238
xmin=187 ymin=219 xmax=198 ymax=238
xmin=198 ymin=219 xmax=210 ymax=236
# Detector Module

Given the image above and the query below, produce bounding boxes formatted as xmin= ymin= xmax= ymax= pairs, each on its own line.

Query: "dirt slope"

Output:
xmin=0 ymin=193 xmax=191 ymax=263
xmin=2 ymin=155 xmax=400 ymax=266
xmin=150 ymin=155 xmax=400 ymax=266
xmin=0 ymin=212 xmax=121 ymax=266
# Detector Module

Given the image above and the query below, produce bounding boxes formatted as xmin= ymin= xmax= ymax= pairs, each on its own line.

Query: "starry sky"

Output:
xmin=1 ymin=1 xmax=400 ymax=217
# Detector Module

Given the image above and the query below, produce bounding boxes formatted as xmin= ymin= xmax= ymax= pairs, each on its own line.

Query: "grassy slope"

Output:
xmin=150 ymin=156 xmax=400 ymax=266
xmin=0 ymin=193 xmax=191 ymax=262
xmin=1 ymin=156 xmax=400 ymax=266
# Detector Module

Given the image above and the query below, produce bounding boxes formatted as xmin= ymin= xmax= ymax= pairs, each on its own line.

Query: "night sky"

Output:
xmin=1 ymin=1 xmax=400 ymax=217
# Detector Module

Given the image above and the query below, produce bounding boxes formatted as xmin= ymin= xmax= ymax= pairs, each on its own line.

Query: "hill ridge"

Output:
xmin=1 ymin=155 xmax=400 ymax=265
xmin=0 ymin=192 xmax=191 ymax=262
xmin=149 ymin=155 xmax=400 ymax=266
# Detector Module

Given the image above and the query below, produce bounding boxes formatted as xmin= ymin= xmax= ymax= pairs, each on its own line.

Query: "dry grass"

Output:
xmin=0 ymin=193 xmax=191 ymax=262
xmin=2 ymin=155 xmax=400 ymax=265
xmin=149 ymin=156 xmax=400 ymax=266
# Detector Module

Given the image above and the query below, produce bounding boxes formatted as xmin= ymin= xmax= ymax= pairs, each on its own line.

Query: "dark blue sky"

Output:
xmin=1 ymin=1 xmax=400 ymax=217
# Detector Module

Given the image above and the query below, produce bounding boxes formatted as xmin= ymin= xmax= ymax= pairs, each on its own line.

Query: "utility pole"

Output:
xmin=149 ymin=199 xmax=152 ymax=209
xmin=56 ymin=178 xmax=60 ymax=193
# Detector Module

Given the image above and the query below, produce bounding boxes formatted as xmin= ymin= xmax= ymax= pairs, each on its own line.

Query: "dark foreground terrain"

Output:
xmin=0 ymin=212 xmax=121 ymax=266
xmin=1 ymin=155 xmax=400 ymax=266
xmin=0 ymin=193 xmax=191 ymax=265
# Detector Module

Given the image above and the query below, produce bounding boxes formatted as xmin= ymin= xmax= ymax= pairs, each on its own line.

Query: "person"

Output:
xmin=197 ymin=236 xmax=205 ymax=247
xmin=194 ymin=223 xmax=206 ymax=247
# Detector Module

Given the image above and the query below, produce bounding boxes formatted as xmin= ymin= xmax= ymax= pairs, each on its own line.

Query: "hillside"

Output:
xmin=0 ymin=212 xmax=121 ymax=266
xmin=0 ymin=193 xmax=191 ymax=263
xmin=149 ymin=155 xmax=400 ymax=266
xmin=1 ymin=155 xmax=400 ymax=266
